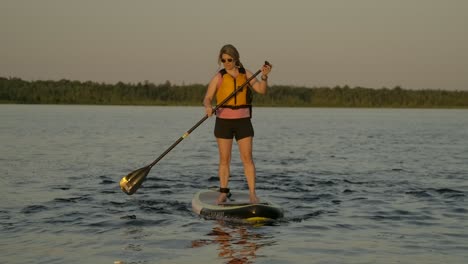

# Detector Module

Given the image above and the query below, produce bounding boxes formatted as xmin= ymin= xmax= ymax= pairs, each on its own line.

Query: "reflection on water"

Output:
xmin=192 ymin=221 xmax=272 ymax=264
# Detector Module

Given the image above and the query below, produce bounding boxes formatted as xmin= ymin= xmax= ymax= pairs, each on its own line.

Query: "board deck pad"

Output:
xmin=199 ymin=190 xmax=253 ymax=204
xmin=218 ymin=201 xmax=269 ymax=206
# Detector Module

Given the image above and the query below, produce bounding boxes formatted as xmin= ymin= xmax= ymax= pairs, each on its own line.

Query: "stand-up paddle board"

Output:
xmin=192 ymin=189 xmax=284 ymax=223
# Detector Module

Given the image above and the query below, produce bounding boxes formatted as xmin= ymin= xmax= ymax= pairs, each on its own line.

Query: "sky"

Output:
xmin=1 ymin=0 xmax=467 ymax=90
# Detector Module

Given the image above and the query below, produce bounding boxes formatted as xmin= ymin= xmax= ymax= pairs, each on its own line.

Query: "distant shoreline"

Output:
xmin=2 ymin=77 xmax=468 ymax=108
xmin=2 ymin=103 xmax=468 ymax=110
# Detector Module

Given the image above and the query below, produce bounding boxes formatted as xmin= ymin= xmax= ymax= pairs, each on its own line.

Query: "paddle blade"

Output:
xmin=119 ymin=166 xmax=151 ymax=195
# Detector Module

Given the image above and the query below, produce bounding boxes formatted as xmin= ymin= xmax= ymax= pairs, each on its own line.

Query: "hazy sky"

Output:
xmin=2 ymin=0 xmax=467 ymax=90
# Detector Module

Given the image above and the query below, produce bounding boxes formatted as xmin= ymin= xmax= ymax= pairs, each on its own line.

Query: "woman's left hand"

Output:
xmin=261 ymin=63 xmax=272 ymax=77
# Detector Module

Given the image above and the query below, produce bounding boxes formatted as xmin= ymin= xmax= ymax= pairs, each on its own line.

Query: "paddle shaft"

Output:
xmin=147 ymin=68 xmax=263 ymax=168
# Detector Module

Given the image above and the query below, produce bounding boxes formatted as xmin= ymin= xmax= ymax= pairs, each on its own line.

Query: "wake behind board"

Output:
xmin=192 ymin=189 xmax=284 ymax=223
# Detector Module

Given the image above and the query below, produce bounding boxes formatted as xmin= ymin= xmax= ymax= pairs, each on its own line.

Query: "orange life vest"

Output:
xmin=216 ymin=67 xmax=252 ymax=109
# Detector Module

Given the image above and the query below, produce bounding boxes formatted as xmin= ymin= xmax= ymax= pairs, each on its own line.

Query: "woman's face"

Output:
xmin=220 ymin=54 xmax=236 ymax=70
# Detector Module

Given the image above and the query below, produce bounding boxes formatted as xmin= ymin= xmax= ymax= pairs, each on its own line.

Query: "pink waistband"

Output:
xmin=216 ymin=108 xmax=250 ymax=119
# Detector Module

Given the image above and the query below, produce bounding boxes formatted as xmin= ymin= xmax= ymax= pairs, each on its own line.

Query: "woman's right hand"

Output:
xmin=205 ymin=105 xmax=213 ymax=117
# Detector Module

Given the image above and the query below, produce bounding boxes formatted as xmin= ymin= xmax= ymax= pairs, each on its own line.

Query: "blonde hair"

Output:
xmin=218 ymin=44 xmax=244 ymax=68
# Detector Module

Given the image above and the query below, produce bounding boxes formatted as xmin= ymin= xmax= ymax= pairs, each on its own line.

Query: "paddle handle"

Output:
xmin=148 ymin=62 xmax=268 ymax=168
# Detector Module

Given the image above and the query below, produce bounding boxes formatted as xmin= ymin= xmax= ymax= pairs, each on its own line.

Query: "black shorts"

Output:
xmin=214 ymin=117 xmax=254 ymax=140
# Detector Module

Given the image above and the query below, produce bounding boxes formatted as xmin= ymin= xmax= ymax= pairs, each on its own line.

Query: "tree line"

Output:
xmin=1 ymin=77 xmax=467 ymax=108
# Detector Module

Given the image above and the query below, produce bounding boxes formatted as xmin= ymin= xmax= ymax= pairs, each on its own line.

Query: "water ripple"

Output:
xmin=2 ymin=106 xmax=468 ymax=264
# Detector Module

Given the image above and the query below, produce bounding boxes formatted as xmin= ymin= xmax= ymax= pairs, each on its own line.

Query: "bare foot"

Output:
xmin=250 ymin=194 xmax=260 ymax=204
xmin=217 ymin=193 xmax=227 ymax=204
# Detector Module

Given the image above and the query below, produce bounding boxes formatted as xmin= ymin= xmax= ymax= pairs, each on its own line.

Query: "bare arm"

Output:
xmin=247 ymin=63 xmax=272 ymax=95
xmin=203 ymin=73 xmax=220 ymax=117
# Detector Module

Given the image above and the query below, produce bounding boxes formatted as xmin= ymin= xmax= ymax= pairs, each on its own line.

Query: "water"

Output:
xmin=1 ymin=105 xmax=467 ymax=264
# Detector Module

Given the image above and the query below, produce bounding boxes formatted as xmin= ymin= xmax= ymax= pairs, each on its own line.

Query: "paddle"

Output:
xmin=120 ymin=61 xmax=271 ymax=195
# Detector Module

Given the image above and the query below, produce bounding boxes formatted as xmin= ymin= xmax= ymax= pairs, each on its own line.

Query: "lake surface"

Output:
xmin=1 ymin=105 xmax=467 ymax=264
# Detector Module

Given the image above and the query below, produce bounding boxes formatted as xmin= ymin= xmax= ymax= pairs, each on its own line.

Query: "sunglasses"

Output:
xmin=221 ymin=58 xmax=233 ymax=63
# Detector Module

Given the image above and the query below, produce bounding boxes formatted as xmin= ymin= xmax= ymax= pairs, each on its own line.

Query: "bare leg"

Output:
xmin=237 ymin=136 xmax=259 ymax=203
xmin=216 ymin=138 xmax=233 ymax=204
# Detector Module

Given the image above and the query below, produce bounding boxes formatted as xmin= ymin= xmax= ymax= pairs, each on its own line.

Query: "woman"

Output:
xmin=203 ymin=44 xmax=272 ymax=204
